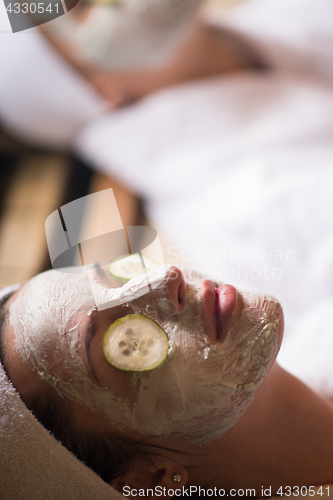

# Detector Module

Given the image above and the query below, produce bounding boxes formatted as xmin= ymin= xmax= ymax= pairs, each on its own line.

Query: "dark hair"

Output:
xmin=25 ymin=386 xmax=152 ymax=484
xmin=0 ymin=295 xmax=183 ymax=485
xmin=0 ymin=290 xmax=141 ymax=483
xmin=23 ymin=385 xmax=186 ymax=485
xmin=0 ymin=290 xmax=15 ymax=368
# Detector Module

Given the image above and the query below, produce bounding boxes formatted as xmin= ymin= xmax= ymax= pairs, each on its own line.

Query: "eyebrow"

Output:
xmin=85 ymin=310 xmax=100 ymax=385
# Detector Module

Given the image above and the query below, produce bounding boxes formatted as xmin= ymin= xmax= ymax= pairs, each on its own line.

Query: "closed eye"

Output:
xmin=85 ymin=304 xmax=134 ymax=384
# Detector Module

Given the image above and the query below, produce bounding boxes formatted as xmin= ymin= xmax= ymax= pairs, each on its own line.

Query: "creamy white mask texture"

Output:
xmin=10 ymin=266 xmax=281 ymax=445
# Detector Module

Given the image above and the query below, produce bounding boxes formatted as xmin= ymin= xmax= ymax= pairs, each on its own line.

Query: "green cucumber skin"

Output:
xmin=107 ymin=254 xmax=134 ymax=281
xmin=102 ymin=314 xmax=169 ymax=372
xmin=107 ymin=272 xmax=129 ymax=282
xmin=107 ymin=255 xmax=160 ymax=282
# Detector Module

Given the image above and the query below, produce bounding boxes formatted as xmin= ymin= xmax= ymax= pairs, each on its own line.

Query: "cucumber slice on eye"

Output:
xmin=107 ymin=254 xmax=159 ymax=282
xmin=103 ymin=314 xmax=169 ymax=372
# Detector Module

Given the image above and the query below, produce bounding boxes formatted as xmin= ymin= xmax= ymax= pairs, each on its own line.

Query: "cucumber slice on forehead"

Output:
xmin=107 ymin=254 xmax=159 ymax=282
xmin=103 ymin=314 xmax=169 ymax=372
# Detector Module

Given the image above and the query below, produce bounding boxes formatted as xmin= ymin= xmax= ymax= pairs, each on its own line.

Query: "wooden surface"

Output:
xmin=0 ymin=131 xmax=140 ymax=288
xmin=0 ymin=152 xmax=70 ymax=288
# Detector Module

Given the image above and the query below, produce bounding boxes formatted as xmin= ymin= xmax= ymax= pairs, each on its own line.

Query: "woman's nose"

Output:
xmin=163 ymin=266 xmax=186 ymax=315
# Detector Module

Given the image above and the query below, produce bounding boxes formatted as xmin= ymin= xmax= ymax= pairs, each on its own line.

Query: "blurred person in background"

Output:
xmin=0 ymin=0 xmax=262 ymax=147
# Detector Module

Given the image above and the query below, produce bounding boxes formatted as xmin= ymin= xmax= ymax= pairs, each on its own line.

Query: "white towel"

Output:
xmin=0 ymin=286 xmax=120 ymax=499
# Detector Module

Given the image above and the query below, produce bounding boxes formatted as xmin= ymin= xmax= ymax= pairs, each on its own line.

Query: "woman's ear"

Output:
xmin=154 ymin=464 xmax=188 ymax=492
xmin=110 ymin=465 xmax=188 ymax=500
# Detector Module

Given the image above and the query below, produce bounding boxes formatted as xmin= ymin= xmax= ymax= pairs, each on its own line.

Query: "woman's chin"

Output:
xmin=276 ymin=305 xmax=285 ymax=351
xmin=239 ymin=290 xmax=284 ymax=347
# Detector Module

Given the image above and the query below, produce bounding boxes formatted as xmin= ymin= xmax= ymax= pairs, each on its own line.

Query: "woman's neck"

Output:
xmin=189 ymin=364 xmax=333 ymax=493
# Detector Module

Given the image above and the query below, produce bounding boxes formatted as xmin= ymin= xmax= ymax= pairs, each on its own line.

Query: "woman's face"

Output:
xmin=8 ymin=265 xmax=283 ymax=444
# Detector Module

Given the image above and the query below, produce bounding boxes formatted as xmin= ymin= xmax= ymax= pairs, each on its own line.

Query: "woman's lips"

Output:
xmin=216 ymin=284 xmax=238 ymax=341
xmin=201 ymin=280 xmax=239 ymax=342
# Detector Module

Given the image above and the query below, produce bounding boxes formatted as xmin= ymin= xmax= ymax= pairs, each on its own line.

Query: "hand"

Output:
xmin=86 ymin=67 xmax=173 ymax=109
xmin=87 ymin=71 xmax=135 ymax=109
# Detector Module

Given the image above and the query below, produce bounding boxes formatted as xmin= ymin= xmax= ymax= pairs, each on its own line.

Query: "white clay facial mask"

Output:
xmin=10 ymin=266 xmax=282 ymax=444
xmin=9 ymin=270 xmax=138 ymax=427
xmin=125 ymin=277 xmax=282 ymax=443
